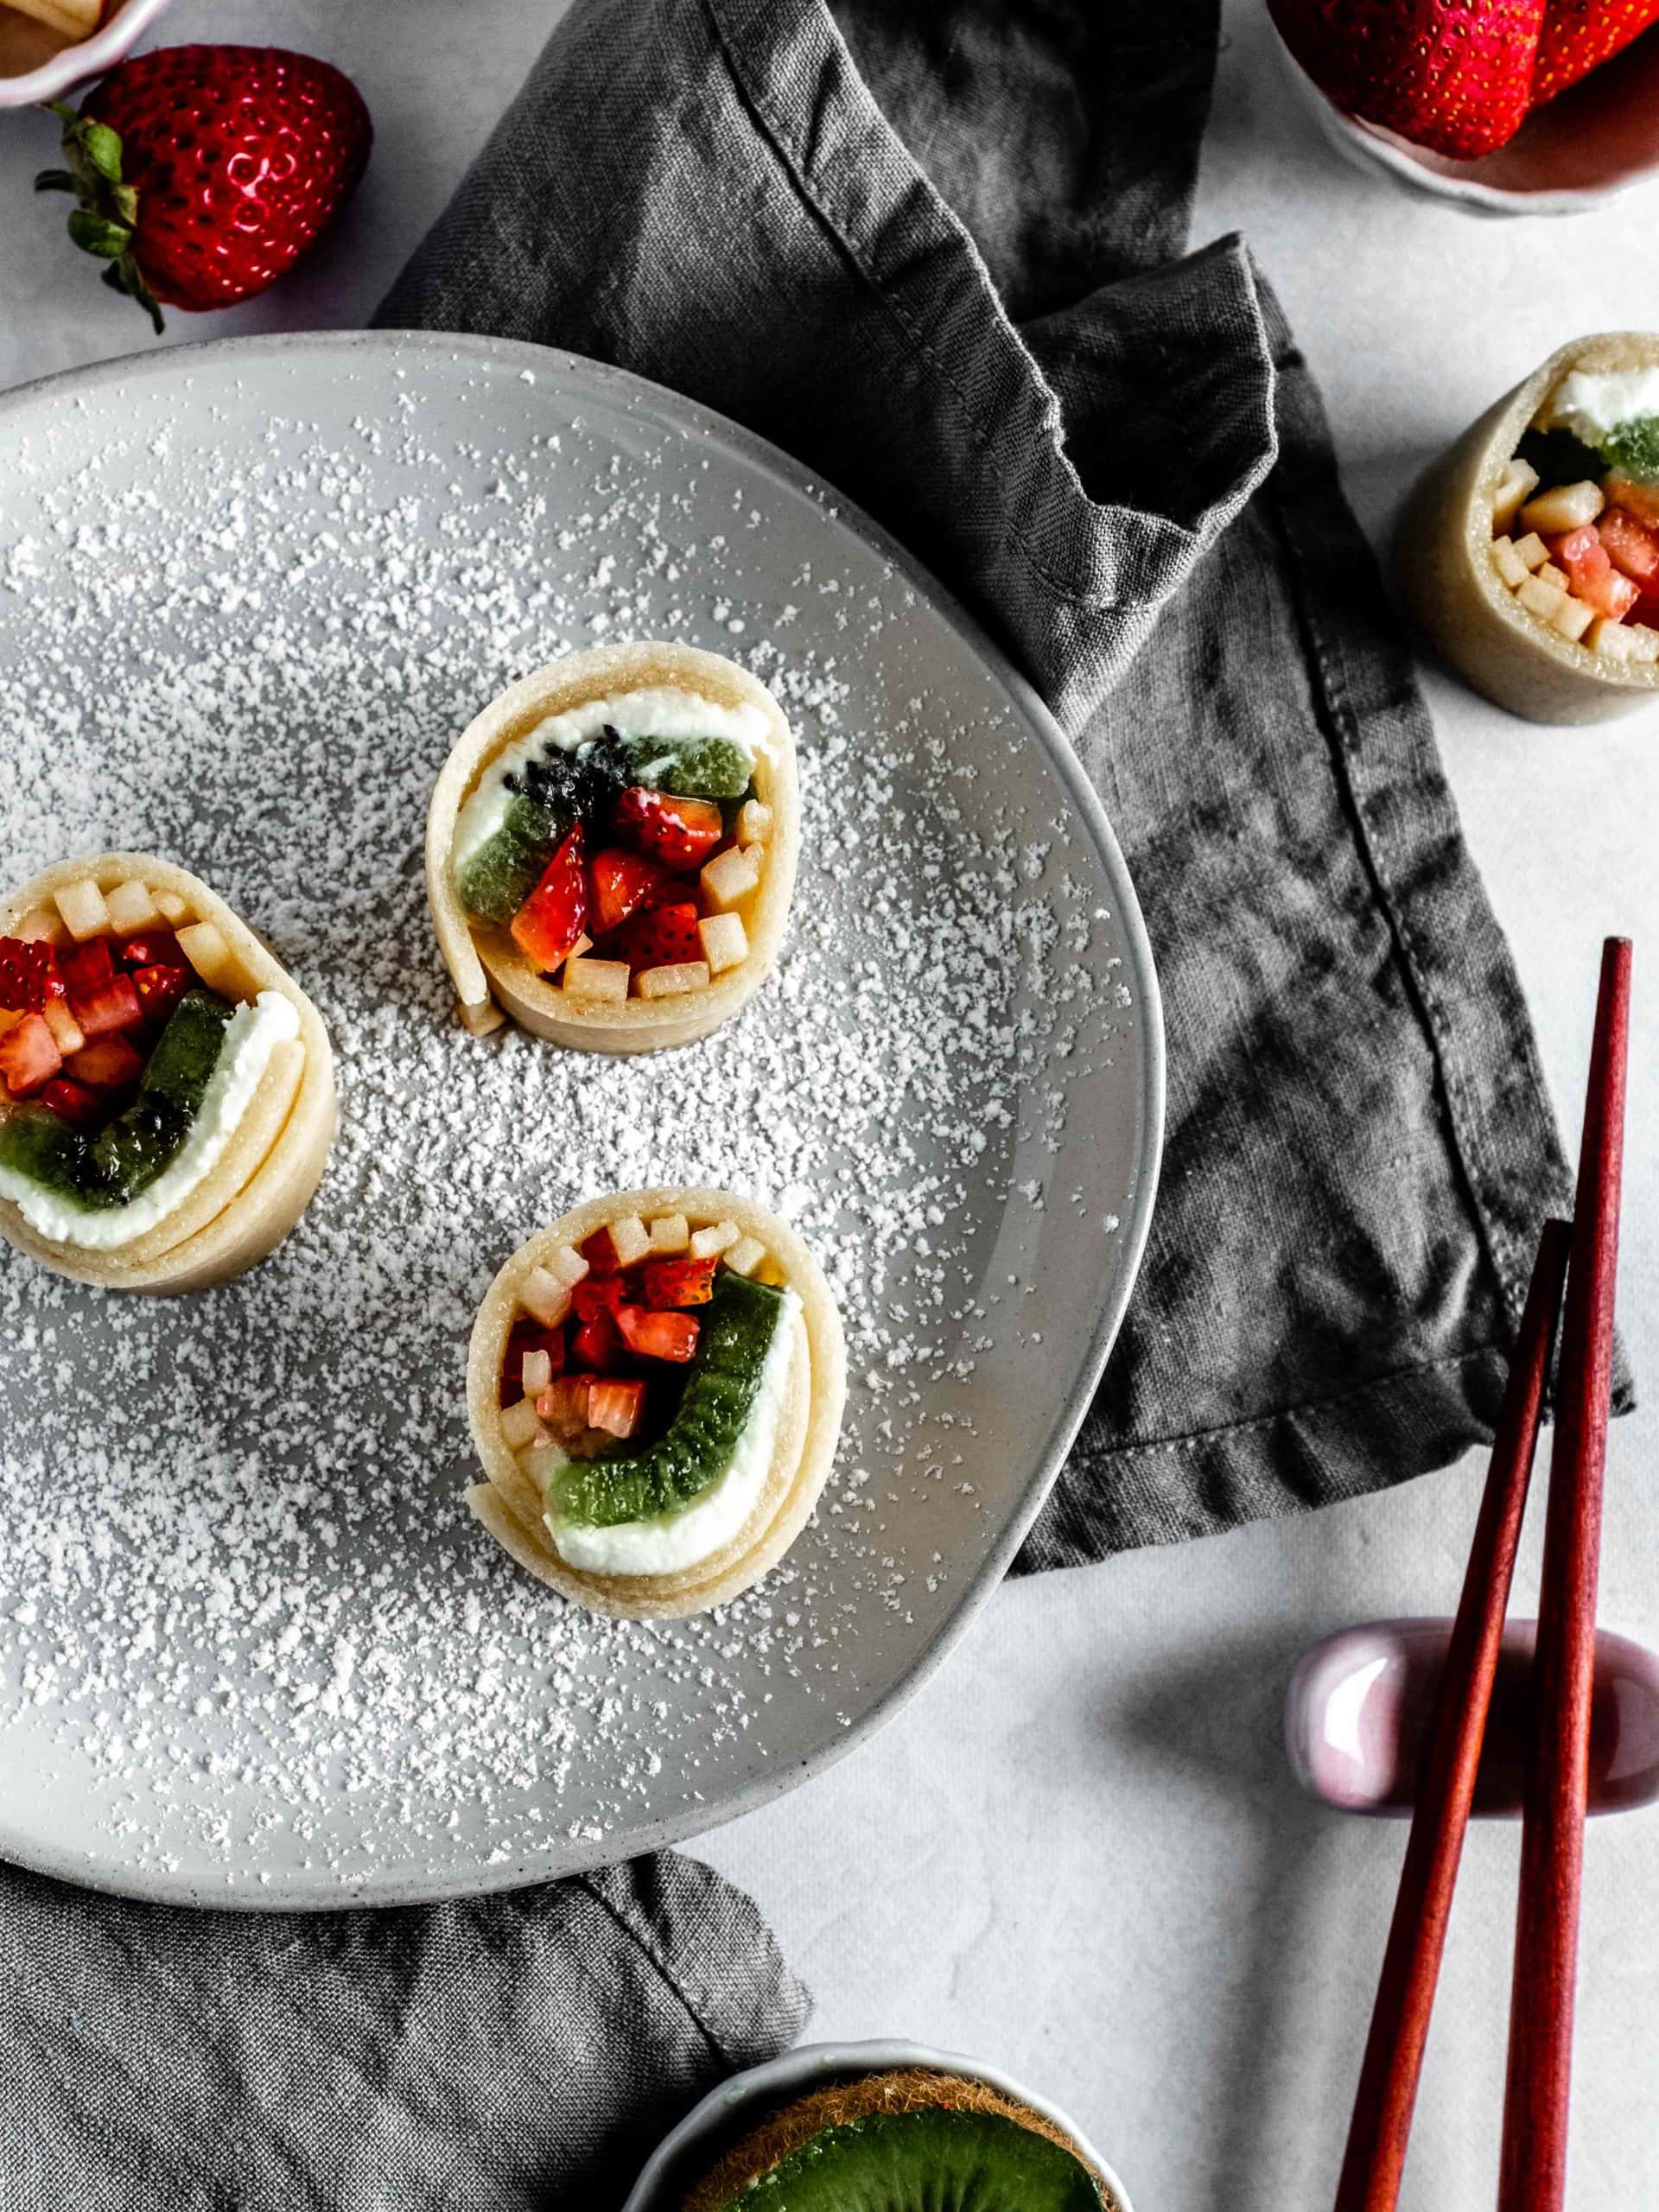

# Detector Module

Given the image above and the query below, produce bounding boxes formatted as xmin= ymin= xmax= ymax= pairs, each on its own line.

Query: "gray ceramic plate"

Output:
xmin=0 ymin=332 xmax=1160 ymax=1908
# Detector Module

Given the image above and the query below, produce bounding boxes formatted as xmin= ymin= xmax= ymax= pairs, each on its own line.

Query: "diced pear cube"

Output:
xmin=701 ymin=844 xmax=761 ymax=911
xmin=520 ymin=1348 xmax=553 ymax=1395
xmin=15 ymin=906 xmax=66 ymax=947
xmin=545 ymin=1243 xmax=589 ymax=1288
xmin=1588 ymin=617 xmax=1637 ymax=661
xmin=1492 ymin=459 xmax=1541 ymax=536
xmin=561 ymin=932 xmax=593 ymax=968
xmin=54 ymin=878 xmax=111 ymax=943
xmin=649 ymin=1212 xmax=690 ymax=1254
xmin=1516 ymin=575 xmax=1567 ymax=623
xmin=104 ymin=879 xmax=162 ymax=934
xmin=175 ymin=920 xmax=257 ymax=1001
xmin=152 ymin=889 xmax=191 ymax=926
xmin=636 ymin=961 xmax=712 ymax=998
xmin=1511 ymin=532 xmax=1550 ymax=572
xmin=609 ymin=1214 xmax=652 ymax=1268
xmin=41 ymin=997 xmax=84 ymax=1055
xmin=499 ymin=1396 xmax=549 ymax=1452
xmin=690 ymin=1220 xmax=741 ymax=1260
xmin=459 ymin=996 xmax=507 ymax=1036
xmin=736 ymin=798 xmax=772 ymax=847
xmin=561 ymin=956 xmax=630 ymax=1004
xmin=697 ymin=912 xmax=748 ymax=975
xmin=1549 ymin=594 xmax=1594 ymax=643
xmin=1534 ymin=561 xmax=1568 ymax=592
xmin=1520 ymin=480 xmax=1603 ymax=535
xmin=1491 ymin=537 xmax=1530 ymax=590
xmin=518 ymin=1267 xmax=572 ymax=1329
xmin=723 ymin=1235 xmax=768 ymax=1278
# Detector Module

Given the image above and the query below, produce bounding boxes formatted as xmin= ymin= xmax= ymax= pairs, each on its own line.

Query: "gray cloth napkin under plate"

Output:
xmin=5 ymin=1853 xmax=805 ymax=2209
xmin=380 ymin=0 xmax=1594 ymax=1560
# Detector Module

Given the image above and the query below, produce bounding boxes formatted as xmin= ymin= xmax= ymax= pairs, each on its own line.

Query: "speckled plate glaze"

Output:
xmin=0 ymin=332 xmax=1161 ymax=1908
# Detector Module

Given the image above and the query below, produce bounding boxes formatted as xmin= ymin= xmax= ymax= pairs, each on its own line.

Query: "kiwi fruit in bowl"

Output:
xmin=678 ymin=2066 xmax=1119 ymax=2210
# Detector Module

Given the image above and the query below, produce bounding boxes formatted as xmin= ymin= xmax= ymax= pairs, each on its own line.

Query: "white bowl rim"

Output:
xmin=621 ymin=2037 xmax=1135 ymax=2211
xmin=0 ymin=0 xmax=175 ymax=106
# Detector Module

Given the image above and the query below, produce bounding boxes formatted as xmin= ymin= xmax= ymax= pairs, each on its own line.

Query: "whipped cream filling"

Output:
xmin=451 ymin=685 xmax=772 ymax=874
xmin=0 ymin=989 xmax=299 ymax=1250
xmin=542 ymin=1287 xmax=801 ymax=1577
xmin=1539 ymin=367 xmax=1659 ymax=452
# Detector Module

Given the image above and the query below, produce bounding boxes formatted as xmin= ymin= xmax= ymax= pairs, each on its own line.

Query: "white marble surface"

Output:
xmin=3 ymin=3 xmax=1656 ymax=2206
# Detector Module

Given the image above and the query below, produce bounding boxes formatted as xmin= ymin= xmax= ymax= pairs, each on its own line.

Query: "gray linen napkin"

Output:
xmin=379 ymin=0 xmax=1594 ymax=1560
xmin=5 ymin=1853 xmax=805 ymax=2208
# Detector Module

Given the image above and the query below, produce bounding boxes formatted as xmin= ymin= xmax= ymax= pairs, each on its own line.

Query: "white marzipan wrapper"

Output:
xmin=1401 ymin=331 xmax=1659 ymax=725
xmin=467 ymin=1186 xmax=846 ymax=1621
xmin=427 ymin=641 xmax=799 ymax=1052
xmin=0 ymin=854 xmax=336 ymax=1294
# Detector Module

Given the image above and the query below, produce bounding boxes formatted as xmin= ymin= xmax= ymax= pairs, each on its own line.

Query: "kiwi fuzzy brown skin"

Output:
xmin=678 ymin=2067 xmax=1119 ymax=2212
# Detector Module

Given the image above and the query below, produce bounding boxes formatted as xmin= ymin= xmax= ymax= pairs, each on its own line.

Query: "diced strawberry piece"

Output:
xmin=117 ymin=931 xmax=187 ymax=972
xmin=1582 ymin=567 xmax=1639 ymax=623
xmin=509 ymin=825 xmax=588 ymax=973
xmin=39 ymin=1077 xmax=103 ymax=1127
xmin=1543 ymin=526 xmax=1640 ymax=621
xmin=1596 ymin=508 xmax=1659 ymax=588
xmin=580 ymin=1224 xmax=623 ymax=1275
xmin=615 ymin=1304 xmax=701 ymax=1363
xmin=588 ymin=1378 xmax=646 ymax=1440
xmin=70 ymin=973 xmax=145 ymax=1040
xmin=67 ymin=1034 xmax=145 ymax=1090
xmin=615 ymin=785 xmax=727 ymax=869
xmin=537 ymin=1374 xmax=596 ymax=1438
xmin=642 ymin=1255 xmax=718 ymax=1309
xmin=130 ymin=962 xmax=188 ymax=1028
xmin=588 ymin=846 xmax=667 ymax=936
xmin=571 ymin=1308 xmax=628 ymax=1374
xmin=1605 ymin=475 xmax=1659 ymax=531
xmin=0 ymin=1012 xmax=63 ymax=1098
xmin=643 ymin=873 xmax=700 ymax=910
xmin=59 ymin=938 xmax=114 ymax=999
xmin=594 ymin=901 xmax=702 ymax=972
xmin=0 ymin=936 xmax=65 ymax=1014
xmin=500 ymin=1319 xmax=567 ymax=1404
xmin=572 ymin=1274 xmax=628 ymax=1324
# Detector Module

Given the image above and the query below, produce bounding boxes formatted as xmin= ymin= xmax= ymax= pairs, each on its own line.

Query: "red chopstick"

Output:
xmin=1497 ymin=936 xmax=1632 ymax=2212
xmin=1332 ymin=1218 xmax=1571 ymax=2212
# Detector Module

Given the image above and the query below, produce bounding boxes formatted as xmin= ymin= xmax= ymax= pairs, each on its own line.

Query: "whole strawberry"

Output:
xmin=35 ymin=46 xmax=371 ymax=331
xmin=1269 ymin=0 xmax=1547 ymax=158
xmin=1531 ymin=0 xmax=1659 ymax=105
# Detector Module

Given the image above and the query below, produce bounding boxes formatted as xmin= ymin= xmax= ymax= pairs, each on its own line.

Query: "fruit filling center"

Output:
xmin=1488 ymin=368 xmax=1659 ymax=668
xmin=0 ymin=874 xmax=296 ymax=1245
xmin=452 ymin=689 xmax=774 ymax=1005
xmin=497 ymin=1209 xmax=796 ymax=1557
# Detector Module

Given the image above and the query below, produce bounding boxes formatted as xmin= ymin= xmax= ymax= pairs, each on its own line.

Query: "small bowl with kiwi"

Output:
xmin=624 ymin=2040 xmax=1133 ymax=2212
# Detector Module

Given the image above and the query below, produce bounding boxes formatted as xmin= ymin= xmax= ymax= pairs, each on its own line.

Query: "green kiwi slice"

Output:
xmin=618 ymin=728 xmax=753 ymax=799
xmin=680 ymin=2069 xmax=1116 ymax=2212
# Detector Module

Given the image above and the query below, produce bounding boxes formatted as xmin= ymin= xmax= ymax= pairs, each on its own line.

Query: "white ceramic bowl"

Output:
xmin=623 ymin=2039 xmax=1135 ymax=2212
xmin=0 ymin=0 xmax=172 ymax=106
xmin=1274 ymin=18 xmax=1659 ymax=216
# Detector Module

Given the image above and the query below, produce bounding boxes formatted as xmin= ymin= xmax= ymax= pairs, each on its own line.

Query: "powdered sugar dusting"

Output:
xmin=0 ymin=340 xmax=1147 ymax=1901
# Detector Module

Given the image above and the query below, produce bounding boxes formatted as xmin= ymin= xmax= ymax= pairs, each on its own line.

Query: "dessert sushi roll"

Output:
xmin=427 ymin=642 xmax=798 ymax=1052
xmin=467 ymin=1187 xmax=845 ymax=1621
xmin=0 ymin=855 xmax=335 ymax=1294
xmin=1403 ymin=332 xmax=1659 ymax=723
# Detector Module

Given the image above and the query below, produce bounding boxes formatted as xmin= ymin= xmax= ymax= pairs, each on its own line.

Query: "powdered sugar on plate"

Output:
xmin=0 ymin=339 xmax=1151 ymax=1903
